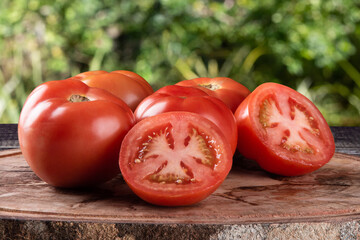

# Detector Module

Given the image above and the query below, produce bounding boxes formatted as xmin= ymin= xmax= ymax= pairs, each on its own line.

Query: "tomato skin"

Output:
xmin=69 ymin=70 xmax=154 ymax=111
xmin=134 ymin=85 xmax=238 ymax=154
xmin=234 ymin=82 xmax=335 ymax=176
xmin=18 ymin=79 xmax=135 ymax=188
xmin=119 ymin=111 xmax=233 ymax=206
xmin=176 ymin=77 xmax=251 ymax=113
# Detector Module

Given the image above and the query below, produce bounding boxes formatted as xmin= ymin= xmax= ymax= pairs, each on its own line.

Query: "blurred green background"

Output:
xmin=1 ymin=0 xmax=360 ymax=125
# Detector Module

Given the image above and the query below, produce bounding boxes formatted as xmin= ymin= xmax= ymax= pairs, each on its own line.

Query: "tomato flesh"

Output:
xmin=235 ymin=82 xmax=335 ymax=176
xmin=260 ymin=95 xmax=321 ymax=154
xmin=119 ymin=112 xmax=232 ymax=206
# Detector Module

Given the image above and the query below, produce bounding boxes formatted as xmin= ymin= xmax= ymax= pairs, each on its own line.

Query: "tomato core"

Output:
xmin=68 ymin=94 xmax=90 ymax=103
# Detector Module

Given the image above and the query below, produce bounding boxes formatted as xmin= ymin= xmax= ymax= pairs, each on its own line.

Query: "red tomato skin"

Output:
xmin=234 ymin=82 xmax=335 ymax=176
xmin=176 ymin=77 xmax=251 ymax=113
xmin=134 ymin=85 xmax=238 ymax=154
xmin=18 ymin=79 xmax=135 ymax=188
xmin=119 ymin=111 xmax=233 ymax=206
xmin=69 ymin=70 xmax=154 ymax=111
xmin=127 ymin=179 xmax=221 ymax=206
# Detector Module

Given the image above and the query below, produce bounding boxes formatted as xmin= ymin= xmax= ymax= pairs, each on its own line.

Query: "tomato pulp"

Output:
xmin=119 ymin=112 xmax=233 ymax=206
xmin=18 ymin=79 xmax=135 ymax=187
xmin=234 ymin=82 xmax=335 ymax=176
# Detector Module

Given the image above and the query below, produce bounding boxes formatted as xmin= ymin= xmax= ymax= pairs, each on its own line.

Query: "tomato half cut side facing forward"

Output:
xmin=234 ymin=82 xmax=335 ymax=176
xmin=69 ymin=70 xmax=154 ymax=111
xmin=18 ymin=79 xmax=135 ymax=188
xmin=134 ymin=85 xmax=238 ymax=154
xmin=119 ymin=112 xmax=233 ymax=206
xmin=176 ymin=77 xmax=251 ymax=113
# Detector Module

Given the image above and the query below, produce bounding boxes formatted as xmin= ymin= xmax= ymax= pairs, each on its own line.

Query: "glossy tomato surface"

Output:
xmin=70 ymin=70 xmax=153 ymax=111
xmin=134 ymin=85 xmax=238 ymax=154
xmin=119 ymin=112 xmax=233 ymax=206
xmin=176 ymin=77 xmax=251 ymax=113
xmin=18 ymin=79 xmax=135 ymax=187
xmin=234 ymin=82 xmax=335 ymax=176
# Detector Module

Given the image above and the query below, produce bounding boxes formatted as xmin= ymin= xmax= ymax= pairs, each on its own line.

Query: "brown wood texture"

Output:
xmin=0 ymin=149 xmax=359 ymax=224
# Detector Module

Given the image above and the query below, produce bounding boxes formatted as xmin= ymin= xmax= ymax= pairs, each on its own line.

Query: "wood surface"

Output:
xmin=1 ymin=126 xmax=360 ymax=155
xmin=0 ymin=149 xmax=359 ymax=225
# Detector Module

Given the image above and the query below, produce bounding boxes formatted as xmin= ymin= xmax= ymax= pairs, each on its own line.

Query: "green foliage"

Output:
xmin=0 ymin=0 xmax=360 ymax=125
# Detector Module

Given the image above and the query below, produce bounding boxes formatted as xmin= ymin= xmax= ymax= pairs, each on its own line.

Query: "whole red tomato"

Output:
xmin=176 ymin=77 xmax=251 ymax=112
xmin=69 ymin=70 xmax=153 ymax=111
xmin=119 ymin=111 xmax=233 ymax=206
xmin=18 ymin=79 xmax=135 ymax=187
xmin=234 ymin=82 xmax=335 ymax=176
xmin=134 ymin=85 xmax=238 ymax=154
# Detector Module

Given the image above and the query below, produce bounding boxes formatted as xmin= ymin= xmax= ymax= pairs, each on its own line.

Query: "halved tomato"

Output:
xmin=119 ymin=112 xmax=233 ymax=206
xmin=234 ymin=82 xmax=335 ymax=176
xmin=176 ymin=77 xmax=251 ymax=113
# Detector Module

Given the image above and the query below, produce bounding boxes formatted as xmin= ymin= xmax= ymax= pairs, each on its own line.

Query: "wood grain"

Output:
xmin=0 ymin=149 xmax=359 ymax=224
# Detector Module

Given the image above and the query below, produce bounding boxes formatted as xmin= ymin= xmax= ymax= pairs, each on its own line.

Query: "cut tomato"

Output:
xmin=119 ymin=112 xmax=233 ymax=206
xmin=234 ymin=82 xmax=335 ymax=176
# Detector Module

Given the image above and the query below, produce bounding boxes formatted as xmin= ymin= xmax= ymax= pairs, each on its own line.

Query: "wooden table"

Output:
xmin=0 ymin=124 xmax=359 ymax=239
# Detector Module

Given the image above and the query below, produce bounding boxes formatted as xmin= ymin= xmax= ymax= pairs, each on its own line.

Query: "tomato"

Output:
xmin=119 ymin=111 xmax=233 ymax=206
xmin=69 ymin=70 xmax=154 ymax=111
xmin=234 ymin=82 xmax=335 ymax=176
xmin=18 ymin=79 xmax=135 ymax=188
xmin=134 ymin=85 xmax=238 ymax=154
xmin=176 ymin=77 xmax=251 ymax=113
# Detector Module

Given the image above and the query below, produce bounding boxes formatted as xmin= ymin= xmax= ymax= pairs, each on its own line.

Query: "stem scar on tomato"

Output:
xmin=199 ymin=83 xmax=221 ymax=91
xmin=68 ymin=94 xmax=90 ymax=103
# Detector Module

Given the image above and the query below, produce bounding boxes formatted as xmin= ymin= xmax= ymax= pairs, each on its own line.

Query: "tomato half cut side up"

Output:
xmin=119 ymin=112 xmax=233 ymax=206
xmin=234 ymin=82 xmax=335 ymax=176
